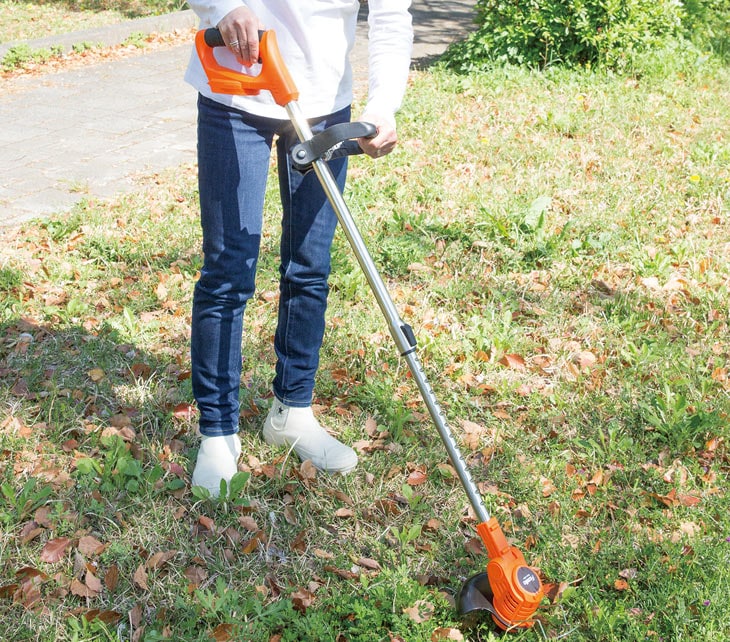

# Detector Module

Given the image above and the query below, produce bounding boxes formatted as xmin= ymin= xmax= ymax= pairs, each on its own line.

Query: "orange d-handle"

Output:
xmin=195 ymin=28 xmax=299 ymax=107
xmin=476 ymin=518 xmax=543 ymax=629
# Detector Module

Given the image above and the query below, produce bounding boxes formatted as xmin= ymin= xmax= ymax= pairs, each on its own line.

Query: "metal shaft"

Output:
xmin=285 ymin=102 xmax=491 ymax=525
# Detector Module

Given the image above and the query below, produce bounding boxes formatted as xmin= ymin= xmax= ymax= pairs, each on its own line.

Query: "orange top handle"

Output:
xmin=194 ymin=28 xmax=299 ymax=107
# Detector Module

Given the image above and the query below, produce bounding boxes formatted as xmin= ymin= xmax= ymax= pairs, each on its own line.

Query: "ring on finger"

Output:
xmin=228 ymin=40 xmax=239 ymax=48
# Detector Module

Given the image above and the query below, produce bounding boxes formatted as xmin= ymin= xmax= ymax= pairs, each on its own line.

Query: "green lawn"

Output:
xmin=0 ymin=51 xmax=729 ymax=641
xmin=0 ymin=1 xmax=185 ymax=42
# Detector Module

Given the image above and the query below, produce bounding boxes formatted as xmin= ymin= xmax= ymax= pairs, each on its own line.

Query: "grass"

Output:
xmin=1 ymin=45 xmax=729 ymax=642
xmin=0 ymin=1 xmax=186 ymax=43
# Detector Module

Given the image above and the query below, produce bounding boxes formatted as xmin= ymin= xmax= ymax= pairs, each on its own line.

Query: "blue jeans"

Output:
xmin=192 ymin=94 xmax=350 ymax=437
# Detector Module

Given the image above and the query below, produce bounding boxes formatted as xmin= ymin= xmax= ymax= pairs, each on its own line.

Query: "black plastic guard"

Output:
xmin=455 ymin=572 xmax=510 ymax=630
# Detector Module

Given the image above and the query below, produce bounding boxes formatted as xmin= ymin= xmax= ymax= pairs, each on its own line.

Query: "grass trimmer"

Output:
xmin=196 ymin=28 xmax=544 ymax=631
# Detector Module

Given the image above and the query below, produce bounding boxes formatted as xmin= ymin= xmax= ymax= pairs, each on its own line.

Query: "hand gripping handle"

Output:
xmin=195 ymin=28 xmax=299 ymax=106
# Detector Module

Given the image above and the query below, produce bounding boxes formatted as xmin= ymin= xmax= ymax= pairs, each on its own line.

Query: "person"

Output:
xmin=184 ymin=1 xmax=413 ymax=496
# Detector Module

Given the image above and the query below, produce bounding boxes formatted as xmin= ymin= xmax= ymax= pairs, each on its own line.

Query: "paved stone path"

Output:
xmin=0 ymin=1 xmax=476 ymax=229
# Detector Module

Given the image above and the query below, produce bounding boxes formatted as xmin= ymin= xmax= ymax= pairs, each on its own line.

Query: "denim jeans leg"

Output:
xmin=192 ymin=95 xmax=278 ymax=437
xmin=272 ymin=106 xmax=351 ymax=407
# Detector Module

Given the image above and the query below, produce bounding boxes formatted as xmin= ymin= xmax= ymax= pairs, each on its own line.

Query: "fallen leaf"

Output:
xmin=104 ymin=564 xmax=119 ymax=592
xmin=172 ymin=402 xmax=196 ymax=420
xmin=211 ymin=623 xmax=234 ymax=642
xmin=133 ymin=564 xmax=148 ymax=591
xmin=406 ymin=470 xmax=428 ymax=486
xmin=403 ymin=599 xmax=435 ymax=624
xmin=540 ymin=476 xmax=556 ymax=497
xmin=614 ymin=578 xmax=630 ymax=591
xmin=184 ymin=565 xmax=208 ymax=587
xmin=431 ymin=627 xmax=464 ymax=641
xmin=146 ymin=550 xmax=177 ymax=570
xmin=78 ymin=536 xmax=105 ymax=557
xmin=619 ymin=568 xmax=637 ymax=580
xmin=40 ymin=537 xmax=71 ymax=563
xmin=238 ymin=516 xmax=259 ymax=531
xmin=291 ymin=587 xmax=316 ymax=613
xmin=499 ymin=354 xmax=526 ymax=371
xmin=334 ymin=508 xmax=354 ymax=518
xmin=83 ymin=610 xmax=122 ymax=625
xmin=464 ymin=537 xmax=484 ymax=556
xmin=542 ymin=581 xmax=570 ymax=604
xmin=356 ymin=557 xmax=381 ymax=571
xmin=87 ymin=368 xmax=105 ymax=382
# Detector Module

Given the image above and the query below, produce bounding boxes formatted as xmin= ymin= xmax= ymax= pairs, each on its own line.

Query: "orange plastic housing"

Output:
xmin=476 ymin=518 xmax=544 ymax=629
xmin=194 ymin=29 xmax=299 ymax=107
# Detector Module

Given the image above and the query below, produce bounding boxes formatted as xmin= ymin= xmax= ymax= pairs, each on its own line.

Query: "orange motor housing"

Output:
xmin=476 ymin=518 xmax=543 ymax=629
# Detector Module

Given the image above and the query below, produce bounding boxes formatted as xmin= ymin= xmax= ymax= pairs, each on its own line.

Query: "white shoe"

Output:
xmin=191 ymin=433 xmax=242 ymax=497
xmin=263 ymin=399 xmax=358 ymax=474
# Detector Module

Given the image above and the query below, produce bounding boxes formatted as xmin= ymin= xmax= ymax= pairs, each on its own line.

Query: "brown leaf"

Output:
xmin=464 ymin=537 xmax=484 ymax=556
xmin=40 ymin=537 xmax=71 ymax=563
xmin=146 ymin=550 xmax=177 ymax=570
xmin=614 ymin=578 xmax=630 ymax=591
xmin=238 ymin=516 xmax=259 ymax=532
xmin=70 ymin=577 xmax=98 ymax=599
xmin=241 ymin=530 xmax=265 ymax=554
xmin=34 ymin=506 xmax=54 ymax=528
xmin=128 ymin=603 xmax=143 ymax=628
xmin=83 ymin=610 xmax=122 ymax=625
xmin=104 ymin=564 xmax=119 ymax=592
xmin=88 ymin=368 xmax=105 ymax=382
xmin=78 ymin=536 xmax=106 ymax=557
xmin=460 ymin=419 xmax=488 ymax=451
xmin=406 ymin=470 xmax=428 ymax=486
xmin=298 ymin=460 xmax=318 ymax=484
xmin=334 ymin=507 xmax=354 ymax=519
xmin=211 ymin=623 xmax=234 ymax=642
xmin=133 ymin=564 xmax=148 ymax=590
xmin=291 ymin=587 xmax=316 ymax=613
xmin=356 ymin=557 xmax=381 ymax=571
xmin=19 ymin=522 xmax=43 ymax=545
xmin=403 ymin=599 xmax=434 ymax=623
xmin=423 ymin=518 xmax=443 ymax=533
xmin=172 ymin=402 xmax=196 ymax=420
xmin=198 ymin=515 xmax=216 ymax=532
xmin=323 ymin=565 xmax=358 ymax=580
xmin=431 ymin=628 xmax=464 ymax=641
xmin=184 ymin=565 xmax=208 ymax=587
xmin=542 ymin=581 xmax=570 ymax=604
xmin=290 ymin=530 xmax=307 ymax=553
xmin=540 ymin=476 xmax=556 ymax=497
xmin=499 ymin=353 xmax=526 ymax=371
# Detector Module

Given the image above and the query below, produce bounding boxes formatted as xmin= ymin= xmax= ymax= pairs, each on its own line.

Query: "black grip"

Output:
xmin=204 ymin=28 xmax=225 ymax=47
xmin=291 ymin=121 xmax=377 ymax=172
xmin=204 ymin=28 xmax=265 ymax=48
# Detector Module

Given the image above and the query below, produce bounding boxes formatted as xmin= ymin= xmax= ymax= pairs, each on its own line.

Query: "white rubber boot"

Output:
xmin=191 ymin=433 xmax=242 ymax=497
xmin=263 ymin=399 xmax=358 ymax=474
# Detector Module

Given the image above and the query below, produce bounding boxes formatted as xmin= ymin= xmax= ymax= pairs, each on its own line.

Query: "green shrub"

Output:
xmin=443 ymin=0 xmax=703 ymax=71
xmin=683 ymin=0 xmax=730 ymax=59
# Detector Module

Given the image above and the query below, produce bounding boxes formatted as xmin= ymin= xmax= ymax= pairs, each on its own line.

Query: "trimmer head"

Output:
xmin=456 ymin=518 xmax=544 ymax=631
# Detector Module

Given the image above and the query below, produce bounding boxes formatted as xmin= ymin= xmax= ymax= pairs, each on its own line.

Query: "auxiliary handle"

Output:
xmin=195 ymin=28 xmax=299 ymax=106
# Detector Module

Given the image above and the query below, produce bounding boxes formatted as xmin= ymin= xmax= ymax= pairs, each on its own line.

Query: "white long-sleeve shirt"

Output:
xmin=184 ymin=0 xmax=413 ymax=121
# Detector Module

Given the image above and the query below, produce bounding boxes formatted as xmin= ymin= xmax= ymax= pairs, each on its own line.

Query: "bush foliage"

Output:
xmin=443 ymin=0 xmax=729 ymax=71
